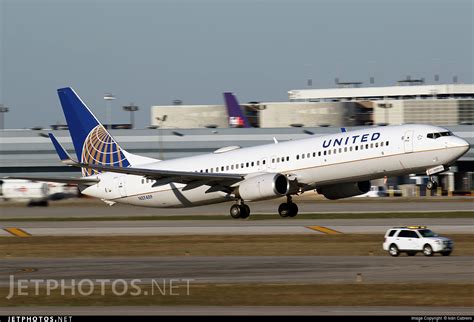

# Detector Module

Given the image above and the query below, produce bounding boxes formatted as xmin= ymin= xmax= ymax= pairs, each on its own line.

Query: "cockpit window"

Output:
xmin=427 ymin=131 xmax=452 ymax=139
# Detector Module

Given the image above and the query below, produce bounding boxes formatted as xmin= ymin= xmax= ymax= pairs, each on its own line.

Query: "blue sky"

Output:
xmin=1 ymin=0 xmax=472 ymax=128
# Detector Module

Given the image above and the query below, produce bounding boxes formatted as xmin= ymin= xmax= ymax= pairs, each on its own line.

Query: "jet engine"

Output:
xmin=237 ymin=173 xmax=289 ymax=201
xmin=317 ymin=181 xmax=371 ymax=200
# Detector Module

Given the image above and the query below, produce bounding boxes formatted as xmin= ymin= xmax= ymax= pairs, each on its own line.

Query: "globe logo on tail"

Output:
xmin=81 ymin=125 xmax=130 ymax=176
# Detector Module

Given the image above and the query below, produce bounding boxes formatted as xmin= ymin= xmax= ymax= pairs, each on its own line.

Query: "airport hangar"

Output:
xmin=1 ymin=83 xmax=473 ymax=193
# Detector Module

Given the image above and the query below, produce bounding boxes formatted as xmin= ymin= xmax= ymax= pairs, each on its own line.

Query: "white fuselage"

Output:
xmin=81 ymin=124 xmax=469 ymax=207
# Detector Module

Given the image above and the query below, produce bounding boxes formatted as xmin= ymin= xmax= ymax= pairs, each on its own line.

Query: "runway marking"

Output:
xmin=306 ymin=226 xmax=342 ymax=235
xmin=4 ymin=227 xmax=31 ymax=237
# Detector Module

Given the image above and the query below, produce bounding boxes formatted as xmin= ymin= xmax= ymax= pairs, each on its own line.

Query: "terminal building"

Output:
xmin=151 ymin=84 xmax=473 ymax=129
xmin=289 ymin=83 xmax=474 ymax=126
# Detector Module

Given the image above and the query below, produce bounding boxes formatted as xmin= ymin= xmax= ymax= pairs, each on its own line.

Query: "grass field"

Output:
xmin=1 ymin=283 xmax=472 ymax=307
xmin=2 ymin=234 xmax=473 ymax=257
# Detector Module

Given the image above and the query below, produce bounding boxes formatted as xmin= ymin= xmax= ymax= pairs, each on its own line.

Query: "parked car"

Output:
xmin=383 ymin=226 xmax=453 ymax=256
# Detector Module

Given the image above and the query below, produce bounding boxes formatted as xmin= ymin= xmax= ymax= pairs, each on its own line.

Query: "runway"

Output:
xmin=1 ymin=198 xmax=472 ymax=219
xmin=1 ymin=218 xmax=473 ymax=236
xmin=1 ymin=256 xmax=472 ymax=285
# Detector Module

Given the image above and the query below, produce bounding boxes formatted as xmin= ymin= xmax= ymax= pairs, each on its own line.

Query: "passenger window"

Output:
xmin=381 ymin=142 xmax=384 ymax=147
xmin=355 ymin=146 xmax=358 ymax=151
xmin=360 ymin=145 xmax=363 ymax=150
xmin=231 ymin=165 xmax=234 ymax=170
xmin=318 ymin=151 xmax=321 ymax=156
xmin=221 ymin=166 xmax=224 ymax=171
xmin=370 ymin=143 xmax=374 ymax=148
xmin=226 ymin=166 xmax=229 ymax=170
xmin=344 ymin=147 xmax=347 ymax=152
xmin=296 ymin=155 xmax=299 ymax=160
xmin=257 ymin=161 xmax=260 ymax=166
xmin=277 ymin=157 xmax=280 ymax=162
xmin=386 ymin=141 xmax=389 ymax=146
xmin=286 ymin=156 xmax=289 ymax=161
xmin=312 ymin=152 xmax=316 ymax=157
xmin=328 ymin=150 xmax=331 ymax=155
xmin=307 ymin=153 xmax=310 ymax=158
xmin=349 ymin=146 xmax=353 ymax=152
xmin=333 ymin=149 xmax=336 ymax=154
xmin=339 ymin=148 xmax=342 ymax=153
xmin=246 ymin=162 xmax=249 ymax=167
xmin=324 ymin=150 xmax=327 ymax=155
xmin=366 ymin=144 xmax=369 ymax=149
xmin=263 ymin=160 xmax=266 ymax=165
xmin=251 ymin=162 xmax=254 ymax=167
xmin=375 ymin=143 xmax=379 ymax=148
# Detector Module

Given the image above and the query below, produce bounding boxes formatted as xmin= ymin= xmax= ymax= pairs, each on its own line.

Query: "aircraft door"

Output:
xmin=404 ymin=130 xmax=414 ymax=153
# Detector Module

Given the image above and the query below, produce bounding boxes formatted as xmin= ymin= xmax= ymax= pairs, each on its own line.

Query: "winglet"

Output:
xmin=341 ymin=127 xmax=347 ymax=133
xmin=48 ymin=133 xmax=76 ymax=165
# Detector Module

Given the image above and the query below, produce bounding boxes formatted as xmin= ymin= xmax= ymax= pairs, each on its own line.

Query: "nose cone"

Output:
xmin=449 ymin=137 xmax=470 ymax=157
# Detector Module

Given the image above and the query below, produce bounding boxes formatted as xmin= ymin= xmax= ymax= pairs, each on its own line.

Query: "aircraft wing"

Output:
xmin=76 ymin=161 xmax=243 ymax=182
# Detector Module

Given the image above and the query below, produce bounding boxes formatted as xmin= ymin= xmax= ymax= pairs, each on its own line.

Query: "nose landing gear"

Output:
xmin=427 ymin=176 xmax=438 ymax=190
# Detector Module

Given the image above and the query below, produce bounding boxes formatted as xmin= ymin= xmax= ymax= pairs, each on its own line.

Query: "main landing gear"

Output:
xmin=229 ymin=195 xmax=299 ymax=219
xmin=278 ymin=195 xmax=299 ymax=218
xmin=426 ymin=176 xmax=439 ymax=190
xmin=229 ymin=202 xmax=250 ymax=219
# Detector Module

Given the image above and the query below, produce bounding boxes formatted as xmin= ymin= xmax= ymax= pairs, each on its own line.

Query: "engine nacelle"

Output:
xmin=237 ymin=173 xmax=289 ymax=201
xmin=317 ymin=181 xmax=371 ymax=200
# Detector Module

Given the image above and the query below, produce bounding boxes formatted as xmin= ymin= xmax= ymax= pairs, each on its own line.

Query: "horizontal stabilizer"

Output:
xmin=48 ymin=133 xmax=75 ymax=165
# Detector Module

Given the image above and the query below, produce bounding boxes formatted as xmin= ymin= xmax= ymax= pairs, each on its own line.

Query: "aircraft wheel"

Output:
xmin=288 ymin=203 xmax=299 ymax=217
xmin=427 ymin=181 xmax=436 ymax=190
xmin=240 ymin=205 xmax=250 ymax=219
xmin=278 ymin=203 xmax=290 ymax=217
xmin=230 ymin=204 xmax=242 ymax=219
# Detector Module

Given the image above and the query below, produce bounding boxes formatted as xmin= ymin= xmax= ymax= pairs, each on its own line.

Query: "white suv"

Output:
xmin=383 ymin=226 xmax=453 ymax=257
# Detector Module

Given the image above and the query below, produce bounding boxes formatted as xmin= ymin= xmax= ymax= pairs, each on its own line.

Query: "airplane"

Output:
xmin=5 ymin=87 xmax=469 ymax=218
xmin=223 ymin=92 xmax=251 ymax=128
xmin=0 ymin=179 xmax=78 ymax=206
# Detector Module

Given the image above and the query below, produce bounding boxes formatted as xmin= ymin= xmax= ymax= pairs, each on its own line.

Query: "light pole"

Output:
xmin=156 ymin=115 xmax=167 ymax=160
xmin=0 ymin=104 xmax=9 ymax=130
xmin=104 ymin=93 xmax=116 ymax=129
xmin=123 ymin=103 xmax=139 ymax=129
